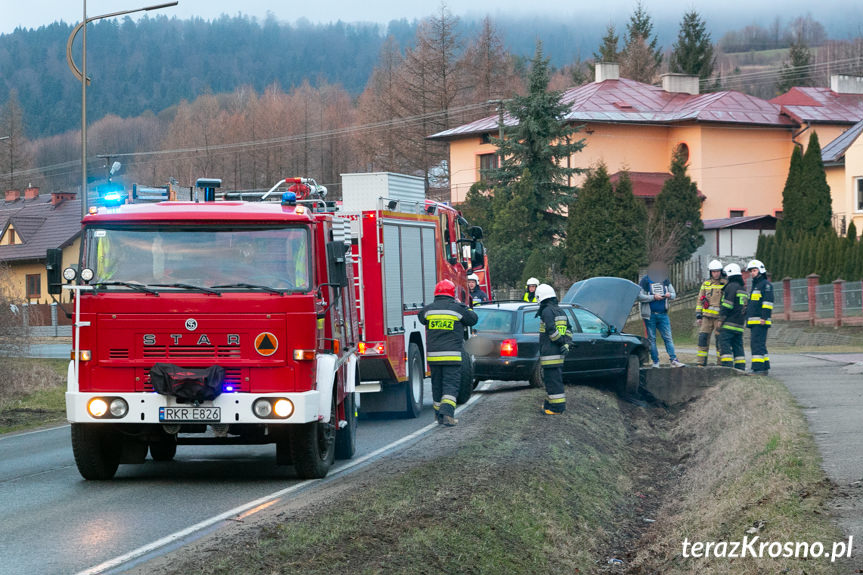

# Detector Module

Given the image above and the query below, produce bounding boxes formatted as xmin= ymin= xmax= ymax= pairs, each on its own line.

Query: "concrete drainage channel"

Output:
xmin=640 ymin=366 xmax=745 ymax=406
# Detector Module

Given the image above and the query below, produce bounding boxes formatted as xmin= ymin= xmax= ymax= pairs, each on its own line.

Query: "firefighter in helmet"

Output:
xmin=467 ymin=273 xmax=488 ymax=305
xmin=536 ymin=283 xmax=572 ymax=415
xmin=523 ymin=277 xmax=540 ymax=302
xmin=746 ymin=259 xmax=773 ymax=374
xmin=419 ymin=279 xmax=478 ymax=426
xmin=695 ymin=259 xmax=726 ymax=366
xmin=717 ymin=263 xmax=748 ymax=371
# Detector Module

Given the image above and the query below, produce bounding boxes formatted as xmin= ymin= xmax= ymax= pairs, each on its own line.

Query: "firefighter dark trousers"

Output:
xmin=718 ymin=328 xmax=746 ymax=370
xmin=543 ymin=365 xmax=566 ymax=413
xmin=749 ymin=325 xmax=770 ymax=372
xmin=696 ymin=316 xmax=721 ymax=366
xmin=430 ymin=365 xmax=460 ymax=418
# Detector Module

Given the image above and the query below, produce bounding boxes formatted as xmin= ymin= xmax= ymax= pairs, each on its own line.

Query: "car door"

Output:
xmin=568 ymin=307 xmax=622 ymax=375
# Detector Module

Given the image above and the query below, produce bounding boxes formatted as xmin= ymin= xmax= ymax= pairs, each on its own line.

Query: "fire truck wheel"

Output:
xmin=404 ymin=343 xmax=423 ymax=418
xmin=528 ymin=361 xmax=544 ymax=388
xmin=71 ymin=423 xmax=120 ymax=480
xmin=149 ymin=438 xmax=177 ymax=462
xmin=334 ymin=390 xmax=357 ymax=460
xmin=456 ymin=354 xmax=473 ymax=405
xmin=291 ymin=390 xmax=336 ymax=479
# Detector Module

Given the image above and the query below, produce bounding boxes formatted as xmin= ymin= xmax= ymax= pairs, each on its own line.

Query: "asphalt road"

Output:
xmin=0 ymin=378 xmax=453 ymax=575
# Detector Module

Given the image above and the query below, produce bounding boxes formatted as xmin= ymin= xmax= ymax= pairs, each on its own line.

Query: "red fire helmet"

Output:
xmin=434 ymin=279 xmax=456 ymax=298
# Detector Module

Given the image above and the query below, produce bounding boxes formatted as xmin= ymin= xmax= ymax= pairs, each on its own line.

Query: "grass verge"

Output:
xmin=160 ymin=387 xmax=636 ymax=575
xmin=631 ymin=376 xmax=845 ymax=574
xmin=0 ymin=358 xmax=67 ymax=434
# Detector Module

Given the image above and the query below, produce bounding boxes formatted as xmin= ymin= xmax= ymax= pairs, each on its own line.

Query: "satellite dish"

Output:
xmin=109 ymin=161 xmax=122 ymax=176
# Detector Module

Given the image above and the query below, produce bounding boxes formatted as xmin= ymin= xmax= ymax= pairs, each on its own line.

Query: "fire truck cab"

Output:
xmin=49 ymin=183 xmax=359 ymax=480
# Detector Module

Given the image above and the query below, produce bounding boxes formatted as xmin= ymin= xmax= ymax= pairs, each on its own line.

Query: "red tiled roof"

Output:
xmin=430 ymin=78 xmax=795 ymax=140
xmin=0 ymin=196 xmax=81 ymax=262
xmin=770 ymin=87 xmax=863 ymax=124
xmin=608 ymin=171 xmax=705 ymax=200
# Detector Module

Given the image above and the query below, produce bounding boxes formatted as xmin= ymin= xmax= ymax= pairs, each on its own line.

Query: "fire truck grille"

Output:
xmin=109 ymin=348 xmax=130 ymax=359
xmin=141 ymin=345 xmax=242 ymax=359
xmin=142 ymin=367 xmax=244 ymax=392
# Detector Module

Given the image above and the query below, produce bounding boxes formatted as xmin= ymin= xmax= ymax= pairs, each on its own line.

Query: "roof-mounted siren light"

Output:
xmin=195 ymin=178 xmax=222 ymax=202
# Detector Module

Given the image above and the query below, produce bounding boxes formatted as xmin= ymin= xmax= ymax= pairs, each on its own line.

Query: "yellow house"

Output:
xmin=822 ymin=119 xmax=863 ymax=236
xmin=0 ymin=189 xmax=81 ymax=303
xmin=430 ymin=64 xmax=799 ymax=221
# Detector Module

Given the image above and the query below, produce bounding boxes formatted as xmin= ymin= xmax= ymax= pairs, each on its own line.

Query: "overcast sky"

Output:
xmin=1 ymin=0 xmax=859 ymax=37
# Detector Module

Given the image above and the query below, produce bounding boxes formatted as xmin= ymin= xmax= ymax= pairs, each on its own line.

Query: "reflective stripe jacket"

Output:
xmin=418 ymin=295 xmax=478 ymax=366
xmin=696 ymin=278 xmax=726 ymax=318
xmin=719 ymin=277 xmax=748 ymax=331
xmin=538 ymin=300 xmax=573 ymax=367
xmin=523 ymin=291 xmax=538 ymax=302
xmin=747 ymin=274 xmax=774 ymax=326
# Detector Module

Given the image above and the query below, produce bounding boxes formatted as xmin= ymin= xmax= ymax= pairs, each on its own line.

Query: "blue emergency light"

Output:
xmin=281 ymin=191 xmax=297 ymax=206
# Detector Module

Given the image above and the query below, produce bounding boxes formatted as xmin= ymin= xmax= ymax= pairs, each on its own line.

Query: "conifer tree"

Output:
xmin=593 ymin=24 xmax=621 ymax=64
xmin=669 ymin=10 xmax=716 ymax=80
xmin=799 ymin=132 xmax=833 ymax=235
xmin=654 ymin=148 xmax=705 ymax=262
xmin=780 ymin=145 xmax=804 ymax=237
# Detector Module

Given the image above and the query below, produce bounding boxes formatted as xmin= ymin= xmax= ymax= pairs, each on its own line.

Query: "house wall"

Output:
xmin=694 ymin=126 xmax=794 ymax=220
xmin=697 ymin=228 xmax=775 ymax=259
xmin=836 ymin=137 xmax=863 ymax=236
xmin=4 ymin=238 xmax=80 ymax=303
xmin=804 ymin=124 xmax=850 ymax=152
xmin=447 ymin=122 xmax=795 ymax=220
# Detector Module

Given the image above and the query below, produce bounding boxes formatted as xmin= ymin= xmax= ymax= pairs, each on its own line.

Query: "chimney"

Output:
xmin=51 ymin=191 xmax=76 ymax=206
xmin=24 ymin=186 xmax=39 ymax=200
xmin=595 ymin=62 xmax=620 ymax=83
xmin=661 ymin=74 xmax=700 ymax=95
xmin=830 ymin=74 xmax=863 ymax=95
xmin=5 ymin=190 xmax=20 ymax=202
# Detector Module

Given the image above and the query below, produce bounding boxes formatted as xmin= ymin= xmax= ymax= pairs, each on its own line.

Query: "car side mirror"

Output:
xmin=46 ymin=249 xmax=63 ymax=295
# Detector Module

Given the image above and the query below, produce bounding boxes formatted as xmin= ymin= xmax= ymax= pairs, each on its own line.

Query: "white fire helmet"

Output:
xmin=723 ymin=263 xmax=742 ymax=277
xmin=536 ymin=283 xmax=557 ymax=302
xmin=708 ymin=259 xmax=723 ymax=271
xmin=526 ymin=277 xmax=540 ymax=287
xmin=746 ymin=259 xmax=766 ymax=274
xmin=467 ymin=274 xmax=480 ymax=283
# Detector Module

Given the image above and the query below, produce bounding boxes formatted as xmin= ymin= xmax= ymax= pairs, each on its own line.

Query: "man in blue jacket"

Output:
xmin=638 ymin=262 xmax=684 ymax=368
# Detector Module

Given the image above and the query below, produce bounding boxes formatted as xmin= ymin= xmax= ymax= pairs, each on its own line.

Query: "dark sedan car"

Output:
xmin=468 ymin=301 xmax=649 ymax=395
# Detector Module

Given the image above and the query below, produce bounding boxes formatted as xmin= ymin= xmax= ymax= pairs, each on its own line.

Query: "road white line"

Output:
xmin=75 ymin=385 xmax=489 ymax=575
xmin=0 ymin=423 xmax=70 ymax=442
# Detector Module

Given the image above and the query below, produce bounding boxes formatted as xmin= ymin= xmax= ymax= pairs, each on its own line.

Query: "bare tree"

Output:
xmin=0 ymin=261 xmax=30 ymax=361
xmin=0 ymin=91 xmax=32 ymax=190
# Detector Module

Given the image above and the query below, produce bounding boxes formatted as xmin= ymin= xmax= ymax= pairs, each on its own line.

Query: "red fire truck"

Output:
xmin=48 ymin=174 xmax=487 ymax=480
xmin=338 ymin=173 xmax=488 ymax=417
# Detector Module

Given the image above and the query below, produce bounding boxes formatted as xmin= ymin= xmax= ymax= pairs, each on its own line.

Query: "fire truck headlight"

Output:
xmin=80 ymin=268 xmax=94 ymax=282
xmin=88 ymin=398 xmax=108 ymax=418
xmin=109 ymin=398 xmax=128 ymax=418
xmin=273 ymin=398 xmax=293 ymax=418
xmin=63 ymin=267 xmax=77 ymax=281
xmin=253 ymin=399 xmax=272 ymax=418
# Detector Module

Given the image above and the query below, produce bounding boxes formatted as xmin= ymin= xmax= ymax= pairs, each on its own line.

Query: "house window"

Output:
xmin=8 ymin=229 xmax=16 ymax=244
xmin=729 ymin=210 xmax=745 ymax=218
xmin=478 ymin=153 xmax=498 ymax=181
xmin=774 ymin=210 xmax=783 ymax=219
xmin=857 ymin=178 xmax=863 ymax=212
xmin=480 ymin=133 xmax=492 ymax=144
xmin=675 ymin=142 xmax=690 ymax=164
xmin=26 ymin=274 xmax=41 ymax=299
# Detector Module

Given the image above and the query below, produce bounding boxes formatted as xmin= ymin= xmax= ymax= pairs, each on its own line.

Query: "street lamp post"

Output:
xmin=65 ymin=1 xmax=178 ymax=219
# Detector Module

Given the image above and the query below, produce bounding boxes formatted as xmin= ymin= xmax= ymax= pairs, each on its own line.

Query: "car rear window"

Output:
xmin=473 ymin=309 xmax=514 ymax=333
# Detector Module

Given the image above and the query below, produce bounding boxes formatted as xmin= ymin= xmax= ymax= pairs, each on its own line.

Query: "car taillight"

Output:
xmin=500 ymin=339 xmax=518 ymax=357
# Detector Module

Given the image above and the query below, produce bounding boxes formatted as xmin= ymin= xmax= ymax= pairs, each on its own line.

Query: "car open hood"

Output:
xmin=562 ymin=277 xmax=641 ymax=333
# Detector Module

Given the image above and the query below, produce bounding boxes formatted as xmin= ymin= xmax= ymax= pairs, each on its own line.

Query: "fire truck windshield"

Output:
xmin=83 ymin=225 xmax=311 ymax=292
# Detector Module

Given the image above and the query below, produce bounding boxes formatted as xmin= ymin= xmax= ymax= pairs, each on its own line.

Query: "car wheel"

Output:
xmin=334 ymin=389 xmax=357 ymax=460
xmin=71 ymin=423 xmax=120 ymax=480
xmin=291 ymin=390 xmax=337 ymax=479
xmin=403 ymin=343 xmax=423 ymax=418
xmin=528 ymin=361 xmax=544 ymax=388
xmin=149 ymin=438 xmax=177 ymax=462
xmin=619 ymin=353 xmax=641 ymax=397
